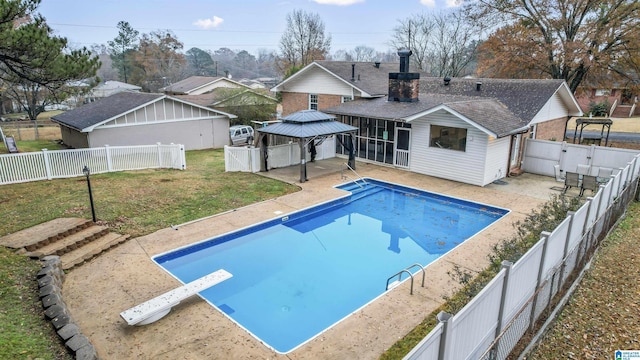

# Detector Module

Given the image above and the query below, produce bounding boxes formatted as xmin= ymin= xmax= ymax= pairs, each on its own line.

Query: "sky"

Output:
xmin=38 ymin=0 xmax=463 ymax=56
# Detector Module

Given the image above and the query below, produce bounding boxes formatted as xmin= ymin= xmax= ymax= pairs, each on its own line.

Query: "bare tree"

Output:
xmin=278 ymin=9 xmax=331 ymax=72
xmin=390 ymin=11 xmax=481 ymax=76
xmin=389 ymin=13 xmax=436 ymax=71
xmin=429 ymin=12 xmax=479 ymax=77
xmin=352 ymin=46 xmax=377 ymax=62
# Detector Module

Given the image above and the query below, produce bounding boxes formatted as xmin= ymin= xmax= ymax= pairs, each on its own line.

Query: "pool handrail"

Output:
xmin=386 ymin=263 xmax=426 ymax=295
xmin=342 ymin=162 xmax=367 ymax=188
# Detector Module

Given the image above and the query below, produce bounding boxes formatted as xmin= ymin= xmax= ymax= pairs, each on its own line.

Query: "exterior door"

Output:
xmin=394 ymin=128 xmax=410 ymax=168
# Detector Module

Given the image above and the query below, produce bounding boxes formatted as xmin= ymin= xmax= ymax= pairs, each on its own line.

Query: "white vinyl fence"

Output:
xmin=521 ymin=139 xmax=639 ymax=178
xmin=0 ymin=143 xmax=186 ymax=185
xmin=405 ymin=150 xmax=640 ymax=360
xmin=225 ymin=137 xmax=336 ymax=173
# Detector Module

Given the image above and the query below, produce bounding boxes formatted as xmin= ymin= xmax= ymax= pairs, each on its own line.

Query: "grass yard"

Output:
xmin=0 ymin=149 xmax=299 ymax=238
xmin=0 ymin=148 xmax=299 ymax=358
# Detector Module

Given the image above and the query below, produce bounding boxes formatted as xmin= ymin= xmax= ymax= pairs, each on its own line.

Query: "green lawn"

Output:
xmin=0 ymin=149 xmax=299 ymax=238
xmin=0 ymin=148 xmax=299 ymax=359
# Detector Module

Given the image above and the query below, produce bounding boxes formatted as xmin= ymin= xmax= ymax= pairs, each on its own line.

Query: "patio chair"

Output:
xmin=580 ymin=175 xmax=599 ymax=196
xmin=563 ymin=172 xmax=580 ymax=194
xmin=576 ymin=164 xmax=591 ymax=175
xmin=597 ymin=167 xmax=613 ymax=183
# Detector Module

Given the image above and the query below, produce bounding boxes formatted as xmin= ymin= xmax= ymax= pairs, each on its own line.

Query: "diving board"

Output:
xmin=120 ymin=269 xmax=232 ymax=326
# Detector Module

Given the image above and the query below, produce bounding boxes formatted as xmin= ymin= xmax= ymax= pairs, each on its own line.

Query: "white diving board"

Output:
xmin=120 ymin=269 xmax=232 ymax=326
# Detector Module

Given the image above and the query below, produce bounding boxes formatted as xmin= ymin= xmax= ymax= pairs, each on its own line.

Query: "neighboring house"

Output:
xmin=85 ymin=81 xmax=142 ymax=103
xmin=272 ymin=56 xmax=582 ymax=186
xmin=237 ymin=78 xmax=267 ymax=90
xmin=574 ymin=81 xmax=639 ymax=118
xmin=163 ymin=76 xmax=278 ymax=122
xmin=162 ymin=76 xmax=247 ymax=95
xmin=51 ymin=91 xmax=236 ymax=150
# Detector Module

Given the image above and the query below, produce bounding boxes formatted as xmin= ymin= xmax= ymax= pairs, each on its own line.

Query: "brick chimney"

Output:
xmin=388 ymin=49 xmax=420 ymax=102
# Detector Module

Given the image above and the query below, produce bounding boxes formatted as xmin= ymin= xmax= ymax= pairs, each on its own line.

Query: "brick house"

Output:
xmin=271 ymin=57 xmax=583 ymax=186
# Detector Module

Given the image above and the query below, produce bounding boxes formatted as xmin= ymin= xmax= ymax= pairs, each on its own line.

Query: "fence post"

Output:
xmin=42 ymin=148 xmax=52 ymax=180
xmin=105 ymin=145 xmax=113 ymax=172
xmin=492 ymin=261 xmax=513 ymax=358
xmin=157 ymin=142 xmax=163 ymax=167
xmin=559 ymin=211 xmax=575 ymax=285
xmin=179 ymin=144 xmax=186 ymax=170
xmin=529 ymin=232 xmax=550 ymax=332
xmin=437 ymin=311 xmax=453 ymax=360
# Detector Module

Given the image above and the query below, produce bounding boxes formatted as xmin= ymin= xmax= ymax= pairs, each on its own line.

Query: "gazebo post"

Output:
xmin=260 ymin=134 xmax=269 ymax=172
xmin=299 ymin=139 xmax=307 ymax=183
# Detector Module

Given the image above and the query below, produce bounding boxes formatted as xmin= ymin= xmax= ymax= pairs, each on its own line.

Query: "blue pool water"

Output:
xmin=153 ymin=179 xmax=509 ymax=353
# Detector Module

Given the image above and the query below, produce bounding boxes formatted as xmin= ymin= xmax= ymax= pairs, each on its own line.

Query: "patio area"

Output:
xmin=61 ymin=159 xmax=562 ymax=359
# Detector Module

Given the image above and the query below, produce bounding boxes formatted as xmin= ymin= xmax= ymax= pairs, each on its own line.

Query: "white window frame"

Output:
xmin=309 ymin=94 xmax=318 ymax=110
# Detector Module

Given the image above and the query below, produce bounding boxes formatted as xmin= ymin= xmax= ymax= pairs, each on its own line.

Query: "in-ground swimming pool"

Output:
xmin=153 ymin=179 xmax=509 ymax=353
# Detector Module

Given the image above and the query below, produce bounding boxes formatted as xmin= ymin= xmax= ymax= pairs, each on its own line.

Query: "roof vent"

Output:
xmin=444 ymin=76 xmax=451 ymax=86
xmin=476 ymin=82 xmax=482 ymax=91
xmin=351 ymin=64 xmax=355 ymax=81
xmin=374 ymin=62 xmax=381 ymax=68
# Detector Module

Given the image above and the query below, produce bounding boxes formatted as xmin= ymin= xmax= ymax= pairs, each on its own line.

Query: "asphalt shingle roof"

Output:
xmin=324 ymin=94 xmax=528 ymax=138
xmin=162 ymin=76 xmax=224 ymax=94
xmin=51 ymin=92 xmax=163 ymax=131
xmin=313 ymin=61 xmax=401 ymax=97
xmin=305 ymin=61 xmax=568 ymax=127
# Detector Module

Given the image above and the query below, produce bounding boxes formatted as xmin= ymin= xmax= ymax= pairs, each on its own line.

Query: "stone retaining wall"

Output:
xmin=37 ymin=255 xmax=100 ymax=360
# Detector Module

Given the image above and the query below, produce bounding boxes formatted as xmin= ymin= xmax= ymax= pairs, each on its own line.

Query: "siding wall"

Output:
xmin=283 ymin=66 xmax=356 ymax=96
xmin=60 ymin=126 xmax=89 ymax=148
xmin=409 ymin=110 xmax=492 ymax=186
xmin=530 ymin=92 xmax=569 ymax=125
xmin=483 ymin=136 xmax=511 ymax=185
xmin=89 ymin=118 xmax=228 ymax=150
xmin=103 ymin=98 xmax=219 ymax=126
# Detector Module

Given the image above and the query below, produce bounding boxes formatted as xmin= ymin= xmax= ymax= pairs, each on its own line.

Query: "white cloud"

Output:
xmin=420 ymin=0 xmax=436 ymax=7
xmin=312 ymin=0 xmax=364 ymax=5
xmin=445 ymin=0 xmax=463 ymax=7
xmin=193 ymin=16 xmax=224 ymax=29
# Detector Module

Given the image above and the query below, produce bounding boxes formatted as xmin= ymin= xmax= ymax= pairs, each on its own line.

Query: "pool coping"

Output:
xmin=60 ymin=159 xmax=561 ymax=360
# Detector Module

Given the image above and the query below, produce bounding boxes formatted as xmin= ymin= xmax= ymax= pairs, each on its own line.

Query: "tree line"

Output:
xmin=2 ymin=0 xmax=639 ymax=128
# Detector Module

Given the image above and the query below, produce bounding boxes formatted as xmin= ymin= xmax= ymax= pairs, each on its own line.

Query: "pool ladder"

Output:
xmin=386 ymin=264 xmax=426 ymax=295
xmin=341 ymin=162 xmax=367 ymax=189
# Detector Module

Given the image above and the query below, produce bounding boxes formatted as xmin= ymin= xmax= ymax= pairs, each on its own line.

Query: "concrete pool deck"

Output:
xmin=62 ymin=159 xmax=563 ymax=359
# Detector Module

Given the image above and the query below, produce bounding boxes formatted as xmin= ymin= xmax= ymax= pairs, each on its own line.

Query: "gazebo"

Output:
xmin=572 ymin=117 xmax=613 ymax=146
xmin=256 ymin=110 xmax=358 ymax=182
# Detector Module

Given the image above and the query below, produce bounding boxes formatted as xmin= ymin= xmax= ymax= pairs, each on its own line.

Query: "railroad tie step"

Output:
xmin=26 ymin=225 xmax=109 ymax=258
xmin=24 ymin=219 xmax=93 ymax=252
xmin=60 ymin=233 xmax=130 ymax=270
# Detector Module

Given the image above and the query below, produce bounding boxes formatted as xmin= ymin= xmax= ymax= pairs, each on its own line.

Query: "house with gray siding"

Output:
xmin=272 ymin=55 xmax=583 ymax=186
xmin=51 ymin=92 xmax=235 ymax=150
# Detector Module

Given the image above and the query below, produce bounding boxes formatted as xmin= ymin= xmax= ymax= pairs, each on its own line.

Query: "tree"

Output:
xmin=389 ymin=13 xmax=435 ymax=71
xmin=467 ymin=0 xmax=640 ymax=92
xmin=0 ymin=0 xmax=100 ymax=138
xmin=214 ymin=88 xmax=277 ymax=125
xmin=107 ymin=21 xmax=139 ymax=83
xmin=185 ymin=47 xmax=216 ymax=76
xmin=390 ymin=11 xmax=481 ymax=76
xmin=129 ymin=30 xmax=186 ymax=92
xmin=90 ymin=44 xmax=118 ymax=81
xmin=278 ymin=9 xmax=331 ymax=73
